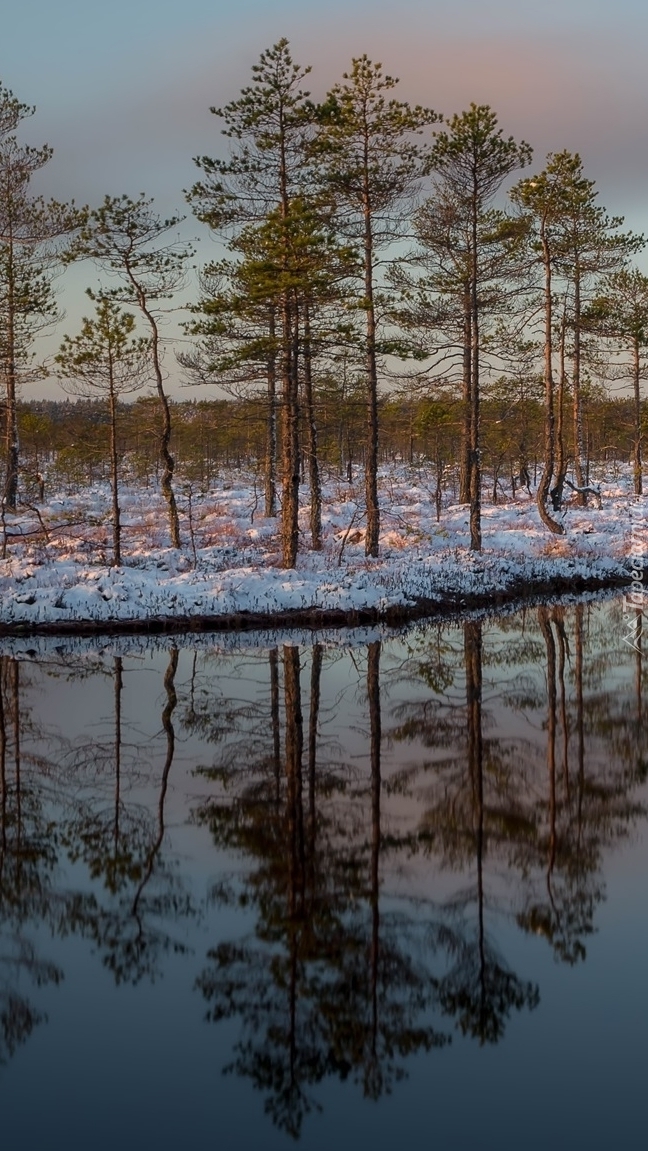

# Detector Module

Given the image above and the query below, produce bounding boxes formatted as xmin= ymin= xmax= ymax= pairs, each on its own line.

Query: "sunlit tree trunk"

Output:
xmin=302 ymin=304 xmax=322 ymax=550
xmin=364 ymin=183 xmax=380 ymax=559
xmin=2 ymin=232 xmax=18 ymax=511
xmin=572 ymin=265 xmax=586 ymax=504
xmin=265 ymin=307 xmax=278 ymax=517
xmin=459 ymin=288 xmax=472 ymax=505
xmin=537 ymin=219 xmax=564 ymax=534
xmin=632 ymin=334 xmax=643 ymax=496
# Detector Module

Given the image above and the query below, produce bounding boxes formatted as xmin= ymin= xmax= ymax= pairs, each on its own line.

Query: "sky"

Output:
xmin=4 ymin=0 xmax=648 ymax=397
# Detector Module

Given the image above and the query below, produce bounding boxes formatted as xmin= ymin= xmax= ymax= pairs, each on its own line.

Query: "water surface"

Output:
xmin=0 ymin=597 xmax=645 ymax=1150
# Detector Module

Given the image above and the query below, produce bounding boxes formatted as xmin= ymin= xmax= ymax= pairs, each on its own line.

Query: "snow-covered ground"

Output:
xmin=0 ymin=464 xmax=646 ymax=630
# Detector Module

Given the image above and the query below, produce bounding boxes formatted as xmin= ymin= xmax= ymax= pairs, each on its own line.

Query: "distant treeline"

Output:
xmin=15 ymin=392 xmax=644 ymax=502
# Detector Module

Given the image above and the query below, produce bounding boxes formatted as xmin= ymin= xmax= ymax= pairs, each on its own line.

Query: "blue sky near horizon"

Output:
xmin=4 ymin=0 xmax=648 ymax=395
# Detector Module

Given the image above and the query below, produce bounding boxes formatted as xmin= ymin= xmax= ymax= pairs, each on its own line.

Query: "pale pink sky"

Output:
xmin=5 ymin=0 xmax=648 ymax=395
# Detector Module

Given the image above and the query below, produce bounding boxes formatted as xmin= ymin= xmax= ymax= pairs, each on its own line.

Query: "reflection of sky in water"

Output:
xmin=0 ymin=596 xmax=646 ymax=1149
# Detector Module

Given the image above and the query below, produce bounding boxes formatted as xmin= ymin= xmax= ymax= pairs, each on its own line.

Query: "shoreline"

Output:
xmin=1 ymin=468 xmax=645 ymax=637
xmin=0 ymin=566 xmax=636 ymax=637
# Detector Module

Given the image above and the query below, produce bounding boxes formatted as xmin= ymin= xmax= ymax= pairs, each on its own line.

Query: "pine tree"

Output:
xmin=314 ymin=57 xmax=438 ymax=557
xmin=68 ymin=195 xmax=192 ymax=548
xmin=55 ymin=294 xmax=151 ymax=564
xmin=587 ymin=268 xmax=648 ymax=495
xmin=0 ymin=83 xmax=79 ymax=509
xmin=512 ymin=152 xmax=640 ymax=528
xmin=188 ymin=40 xmax=317 ymax=567
xmin=429 ymin=105 xmax=531 ymax=550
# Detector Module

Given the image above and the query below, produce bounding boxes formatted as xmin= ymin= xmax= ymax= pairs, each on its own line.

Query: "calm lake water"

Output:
xmin=0 ymin=596 xmax=645 ymax=1151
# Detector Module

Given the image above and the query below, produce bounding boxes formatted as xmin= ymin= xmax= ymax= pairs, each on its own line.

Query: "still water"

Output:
xmin=0 ymin=597 xmax=645 ymax=1150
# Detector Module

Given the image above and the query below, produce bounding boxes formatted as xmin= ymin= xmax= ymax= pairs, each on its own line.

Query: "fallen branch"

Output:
xmin=563 ymin=479 xmax=602 ymax=509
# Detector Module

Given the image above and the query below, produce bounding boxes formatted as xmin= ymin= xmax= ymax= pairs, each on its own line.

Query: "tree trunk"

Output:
xmin=363 ymin=181 xmax=380 ymax=558
xmin=469 ymin=190 xmax=482 ymax=551
xmin=3 ymin=234 xmax=18 ymax=512
xmin=537 ymin=221 xmax=564 ymax=535
xmin=126 ymin=267 xmax=181 ymax=548
xmin=633 ymin=335 xmax=643 ymax=495
xmin=459 ymin=285 xmax=472 ymax=504
xmin=551 ymin=310 xmax=568 ymax=511
xmin=109 ymin=384 xmax=121 ymax=566
xmin=572 ymin=267 xmax=586 ymax=505
xmin=265 ymin=307 xmax=277 ymax=517
xmin=302 ymin=304 xmax=322 ymax=550
xmin=281 ymin=296 xmax=300 ymax=568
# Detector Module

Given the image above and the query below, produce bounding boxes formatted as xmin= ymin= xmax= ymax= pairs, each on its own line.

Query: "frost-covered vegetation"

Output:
xmin=2 ymin=41 xmax=648 ymax=626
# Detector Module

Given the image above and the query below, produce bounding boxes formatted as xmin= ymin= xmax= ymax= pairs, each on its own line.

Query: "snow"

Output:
xmin=0 ymin=463 xmax=646 ymax=630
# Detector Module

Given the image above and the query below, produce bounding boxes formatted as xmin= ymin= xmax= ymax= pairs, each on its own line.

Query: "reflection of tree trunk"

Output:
xmin=0 ymin=662 xmax=6 ymax=878
xmin=308 ymin=645 xmax=322 ymax=877
xmin=269 ymin=648 xmax=281 ymax=806
xmin=464 ymin=621 xmax=485 ymax=1031
xmin=12 ymin=661 xmax=20 ymax=859
xmin=636 ymin=610 xmax=643 ymax=725
xmin=114 ymin=657 xmax=123 ymax=861
xmin=283 ymin=644 xmax=304 ymax=1094
xmin=367 ymin=641 xmax=381 ymax=1056
xmin=575 ymin=604 xmax=585 ymax=853
xmin=553 ymin=610 xmax=571 ymax=803
xmin=284 ymin=646 xmax=304 ymax=916
xmin=132 ymin=647 xmax=178 ymax=918
xmin=539 ymin=609 xmax=558 ymax=914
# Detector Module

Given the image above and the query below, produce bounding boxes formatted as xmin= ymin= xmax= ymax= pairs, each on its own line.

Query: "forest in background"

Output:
xmin=2 ymin=39 xmax=648 ymax=570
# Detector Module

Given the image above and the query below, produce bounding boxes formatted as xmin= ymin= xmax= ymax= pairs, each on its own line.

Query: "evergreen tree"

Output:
xmin=0 ymin=83 xmax=79 ymax=510
xmin=549 ymin=153 xmax=640 ymax=503
xmin=512 ymin=152 xmax=640 ymax=527
xmin=587 ymin=268 xmax=648 ymax=495
xmin=314 ymin=57 xmax=438 ymax=557
xmin=68 ymin=194 xmax=192 ymax=548
xmin=55 ymin=295 xmax=151 ymax=564
xmin=428 ymin=105 xmax=531 ymax=550
xmin=188 ymin=40 xmax=316 ymax=567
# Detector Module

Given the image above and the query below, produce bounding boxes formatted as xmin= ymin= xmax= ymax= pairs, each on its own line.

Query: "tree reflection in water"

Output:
xmin=0 ymin=597 xmax=644 ymax=1128
xmin=65 ymin=646 xmax=193 ymax=985
xmin=195 ymin=641 xmax=448 ymax=1137
xmin=0 ymin=657 xmax=62 ymax=1064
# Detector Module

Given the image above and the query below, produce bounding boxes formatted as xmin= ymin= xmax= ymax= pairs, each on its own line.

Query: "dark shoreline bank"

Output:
xmin=0 ymin=569 xmax=639 ymax=638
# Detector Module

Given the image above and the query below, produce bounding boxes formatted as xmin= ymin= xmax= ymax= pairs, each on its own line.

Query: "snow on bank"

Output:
xmin=0 ymin=465 xmax=646 ymax=630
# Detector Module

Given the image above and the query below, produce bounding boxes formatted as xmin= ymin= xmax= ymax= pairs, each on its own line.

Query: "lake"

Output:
xmin=0 ymin=595 xmax=645 ymax=1150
